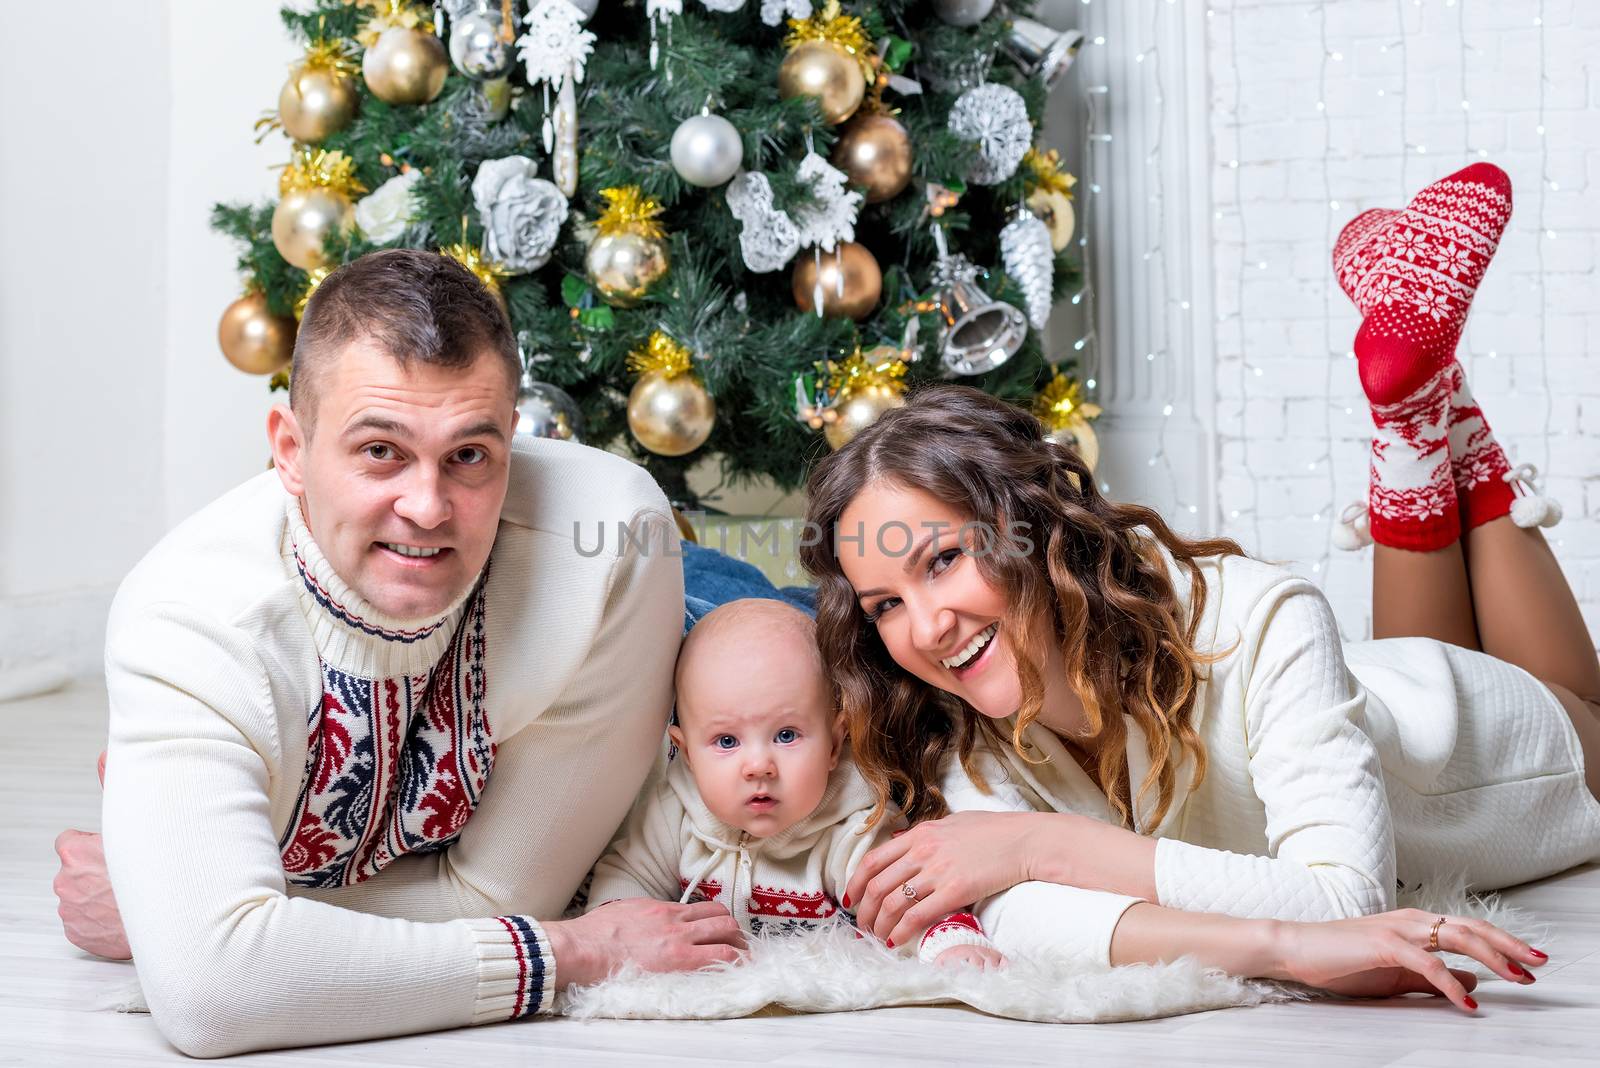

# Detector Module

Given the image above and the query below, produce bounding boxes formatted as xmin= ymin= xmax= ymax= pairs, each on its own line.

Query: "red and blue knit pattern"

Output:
xmin=492 ymin=914 xmax=548 ymax=1019
xmin=278 ymin=577 xmax=495 ymax=887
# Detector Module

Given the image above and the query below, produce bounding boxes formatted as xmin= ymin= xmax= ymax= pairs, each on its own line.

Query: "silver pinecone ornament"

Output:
xmin=1000 ymin=209 xmax=1054 ymax=330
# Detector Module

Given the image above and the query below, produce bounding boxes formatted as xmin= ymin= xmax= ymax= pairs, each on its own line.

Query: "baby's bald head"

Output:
xmin=675 ymin=599 xmax=826 ymax=728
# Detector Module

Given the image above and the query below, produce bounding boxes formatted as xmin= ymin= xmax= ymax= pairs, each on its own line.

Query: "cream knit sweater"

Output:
xmin=944 ymin=547 xmax=1600 ymax=967
xmin=100 ymin=437 xmax=683 ymax=1057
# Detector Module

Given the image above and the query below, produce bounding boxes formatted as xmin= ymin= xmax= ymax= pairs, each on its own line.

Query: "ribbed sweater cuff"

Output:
xmin=917 ymin=912 xmax=993 ymax=962
xmin=463 ymin=915 xmax=556 ymax=1022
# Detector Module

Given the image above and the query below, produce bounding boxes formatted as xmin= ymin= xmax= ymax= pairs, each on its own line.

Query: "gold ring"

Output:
xmin=1429 ymin=916 xmax=1447 ymax=952
xmin=901 ymin=883 xmax=917 ymax=900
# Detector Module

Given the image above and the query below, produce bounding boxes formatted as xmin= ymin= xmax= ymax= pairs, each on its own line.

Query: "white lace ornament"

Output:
xmin=517 ymin=0 xmax=596 ymax=152
xmin=793 ymin=152 xmax=862 ymax=253
xmin=1000 ymin=210 xmax=1054 ymax=329
xmin=726 ymin=171 xmax=801 ymax=273
xmin=699 ymin=0 xmax=748 ymax=11
xmin=948 ymin=83 xmax=1032 ymax=185
xmin=761 ymin=0 xmax=812 ymax=26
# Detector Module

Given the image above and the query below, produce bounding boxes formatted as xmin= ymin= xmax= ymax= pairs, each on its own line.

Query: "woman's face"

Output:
xmin=837 ymin=481 xmax=1032 ymax=721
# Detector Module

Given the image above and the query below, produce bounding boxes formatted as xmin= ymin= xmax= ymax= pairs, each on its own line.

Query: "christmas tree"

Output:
xmin=214 ymin=0 xmax=1093 ymax=508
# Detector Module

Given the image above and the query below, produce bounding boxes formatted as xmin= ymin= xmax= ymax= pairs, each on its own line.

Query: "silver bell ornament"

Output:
xmin=928 ymin=227 xmax=1027 ymax=377
xmin=513 ymin=371 xmax=584 ymax=442
xmin=1005 ymin=19 xmax=1085 ymax=88
xmin=931 ymin=0 xmax=994 ymax=26
xmin=449 ymin=7 xmax=513 ymax=80
xmin=670 ymin=113 xmax=744 ymax=188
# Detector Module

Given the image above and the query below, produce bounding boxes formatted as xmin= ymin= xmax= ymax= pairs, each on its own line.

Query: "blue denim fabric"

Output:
xmin=680 ymin=540 xmax=817 ymax=634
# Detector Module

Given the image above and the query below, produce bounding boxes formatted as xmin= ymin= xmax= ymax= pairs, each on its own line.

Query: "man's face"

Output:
xmin=270 ymin=339 xmax=517 ymax=620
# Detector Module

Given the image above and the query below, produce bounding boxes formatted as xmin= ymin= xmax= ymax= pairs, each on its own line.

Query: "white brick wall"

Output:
xmin=1205 ymin=0 xmax=1599 ymax=642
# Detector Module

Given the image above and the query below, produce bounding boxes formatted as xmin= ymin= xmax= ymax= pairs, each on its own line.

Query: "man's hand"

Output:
xmin=53 ymin=829 xmax=131 ymax=960
xmin=543 ymin=898 xmax=748 ymax=988
xmin=933 ymin=944 xmax=1007 ymax=971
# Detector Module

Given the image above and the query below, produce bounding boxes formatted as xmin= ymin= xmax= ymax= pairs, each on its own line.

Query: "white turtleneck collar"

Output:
xmin=281 ymin=494 xmax=484 ymax=679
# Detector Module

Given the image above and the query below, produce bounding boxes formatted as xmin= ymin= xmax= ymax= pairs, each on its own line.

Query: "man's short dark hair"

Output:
xmin=290 ymin=248 xmax=520 ymax=434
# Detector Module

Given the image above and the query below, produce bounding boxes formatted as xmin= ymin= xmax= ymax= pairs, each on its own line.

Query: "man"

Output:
xmin=51 ymin=250 xmax=744 ymax=1057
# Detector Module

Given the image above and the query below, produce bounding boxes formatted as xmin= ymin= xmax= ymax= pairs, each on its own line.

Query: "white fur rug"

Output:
xmin=559 ymin=886 xmax=1541 ymax=1023
xmin=100 ymin=887 xmax=1541 ymax=1025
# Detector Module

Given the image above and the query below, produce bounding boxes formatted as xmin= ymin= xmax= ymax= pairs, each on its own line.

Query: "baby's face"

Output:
xmin=671 ymin=635 xmax=841 ymax=839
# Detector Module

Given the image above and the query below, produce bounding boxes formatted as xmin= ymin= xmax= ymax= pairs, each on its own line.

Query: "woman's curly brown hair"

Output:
xmin=799 ymin=384 xmax=1244 ymax=830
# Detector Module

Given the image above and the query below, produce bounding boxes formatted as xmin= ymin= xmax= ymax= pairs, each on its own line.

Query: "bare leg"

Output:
xmin=1372 ymin=541 xmax=1481 ymax=649
xmin=1464 ymin=516 xmax=1600 ymax=701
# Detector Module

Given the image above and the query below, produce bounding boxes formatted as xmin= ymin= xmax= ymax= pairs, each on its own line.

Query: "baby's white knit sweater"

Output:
xmin=588 ymin=754 xmax=994 ymax=961
xmin=100 ymin=437 xmax=683 ymax=1057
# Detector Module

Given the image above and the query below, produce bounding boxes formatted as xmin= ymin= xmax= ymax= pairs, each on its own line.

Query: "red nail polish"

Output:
xmin=1463 ymin=996 xmax=1479 ymax=1011
xmin=1530 ymin=948 xmax=1548 ymax=959
xmin=1510 ymin=964 xmax=1529 ymax=979
xmin=842 ymin=894 xmax=851 ymax=908
xmin=885 ymin=938 xmax=895 ymax=948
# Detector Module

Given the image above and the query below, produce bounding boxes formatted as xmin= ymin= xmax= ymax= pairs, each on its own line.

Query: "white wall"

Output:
xmin=1203 ymin=0 xmax=1600 ymax=640
xmin=0 ymin=5 xmax=173 ymax=678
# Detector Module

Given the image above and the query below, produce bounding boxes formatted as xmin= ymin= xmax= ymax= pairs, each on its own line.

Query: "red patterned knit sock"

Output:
xmin=1365 ymin=368 xmax=1459 ymax=551
xmin=1333 ymin=162 xmax=1513 ymax=406
xmin=1442 ymin=361 xmax=1516 ymax=531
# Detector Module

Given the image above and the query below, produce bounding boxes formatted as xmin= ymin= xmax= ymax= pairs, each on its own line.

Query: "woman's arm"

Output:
xmin=1109 ymin=902 xmax=1543 ymax=1013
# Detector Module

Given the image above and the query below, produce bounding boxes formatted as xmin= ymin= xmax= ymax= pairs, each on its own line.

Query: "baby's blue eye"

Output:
xmin=714 ymin=735 xmax=738 ymax=750
xmin=774 ymin=728 xmax=798 ymax=744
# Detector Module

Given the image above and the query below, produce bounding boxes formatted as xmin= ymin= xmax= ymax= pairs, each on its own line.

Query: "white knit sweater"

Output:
xmin=100 ymin=437 xmax=683 ymax=1057
xmin=588 ymin=753 xmax=994 ymax=962
xmin=944 ymin=548 xmax=1600 ymax=966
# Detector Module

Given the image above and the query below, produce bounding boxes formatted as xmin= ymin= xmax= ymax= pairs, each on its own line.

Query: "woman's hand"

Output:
xmin=1275 ymin=908 xmax=1545 ymax=1012
xmin=845 ymin=811 xmax=1046 ymax=947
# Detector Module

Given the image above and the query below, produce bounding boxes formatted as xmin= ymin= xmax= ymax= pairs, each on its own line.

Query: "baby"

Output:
xmin=587 ymin=598 xmax=1003 ymax=969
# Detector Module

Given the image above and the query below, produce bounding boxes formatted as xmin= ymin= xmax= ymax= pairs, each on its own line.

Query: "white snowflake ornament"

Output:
xmin=793 ymin=151 xmax=862 ymax=252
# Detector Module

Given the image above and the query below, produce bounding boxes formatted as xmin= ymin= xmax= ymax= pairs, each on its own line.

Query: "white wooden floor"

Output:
xmin=6 ymin=679 xmax=1599 ymax=1066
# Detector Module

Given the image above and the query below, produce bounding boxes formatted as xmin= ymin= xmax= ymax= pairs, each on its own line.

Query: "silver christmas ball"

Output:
xmin=931 ymin=0 xmax=995 ymax=26
xmin=513 ymin=376 xmax=584 ymax=442
xmin=449 ymin=9 xmax=512 ymax=80
xmin=670 ymin=114 xmax=744 ymax=188
xmin=568 ymin=0 xmax=600 ymax=21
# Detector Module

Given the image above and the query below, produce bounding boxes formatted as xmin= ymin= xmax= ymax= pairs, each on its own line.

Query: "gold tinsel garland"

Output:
xmin=627 ymin=331 xmax=695 ymax=379
xmin=595 ymin=186 xmax=667 ymax=240
xmin=440 ymin=241 xmax=511 ymax=298
xmin=1022 ymin=147 xmax=1077 ymax=199
xmin=302 ymin=35 xmax=361 ymax=78
xmin=279 ymin=148 xmax=367 ymax=198
xmin=824 ymin=345 xmax=907 ymax=397
xmin=1032 ymin=371 xmax=1101 ymax=430
xmin=295 ymin=265 xmax=335 ymax=320
xmin=349 ymin=0 xmax=434 ymax=48
xmin=785 ymin=0 xmax=875 ymax=80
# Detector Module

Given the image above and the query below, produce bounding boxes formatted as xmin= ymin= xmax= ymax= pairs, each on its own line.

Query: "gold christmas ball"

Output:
xmin=778 ymin=40 xmax=866 ymax=125
xmin=1026 ymin=187 xmax=1076 ymax=252
xmin=217 ymin=292 xmax=296 ymax=375
xmin=1045 ymin=415 xmax=1099 ymax=472
xmin=272 ymin=187 xmax=353 ymax=270
xmin=278 ymin=65 xmax=359 ymax=144
xmin=363 ymin=26 xmax=449 ymax=106
xmin=586 ymin=231 xmax=670 ymax=307
xmin=627 ymin=371 xmax=716 ymax=456
xmin=831 ymin=113 xmax=913 ymax=204
xmin=792 ymin=242 xmax=882 ymax=320
xmin=825 ymin=383 xmax=906 ymax=450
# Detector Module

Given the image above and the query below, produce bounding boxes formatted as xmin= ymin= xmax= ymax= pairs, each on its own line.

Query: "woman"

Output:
xmin=798 ymin=163 xmax=1600 ymax=1011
